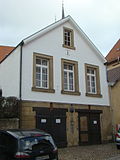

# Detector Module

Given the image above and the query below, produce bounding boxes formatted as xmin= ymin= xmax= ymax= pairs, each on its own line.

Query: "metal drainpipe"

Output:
xmin=19 ymin=41 xmax=24 ymax=128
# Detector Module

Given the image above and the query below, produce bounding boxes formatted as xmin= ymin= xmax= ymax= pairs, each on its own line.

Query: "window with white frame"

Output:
xmin=63 ymin=27 xmax=75 ymax=50
xmin=32 ymin=53 xmax=55 ymax=93
xmin=85 ymin=64 xmax=102 ymax=97
xmin=86 ymin=68 xmax=96 ymax=94
xmin=64 ymin=63 xmax=74 ymax=91
xmin=64 ymin=29 xmax=72 ymax=47
xmin=36 ymin=58 xmax=48 ymax=89
xmin=61 ymin=59 xmax=80 ymax=95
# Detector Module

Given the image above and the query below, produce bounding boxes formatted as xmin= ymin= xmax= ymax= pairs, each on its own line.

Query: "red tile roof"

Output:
xmin=0 ymin=46 xmax=15 ymax=62
xmin=106 ymin=39 xmax=120 ymax=63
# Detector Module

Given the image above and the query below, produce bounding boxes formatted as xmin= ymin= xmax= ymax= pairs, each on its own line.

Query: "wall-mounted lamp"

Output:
xmin=70 ymin=104 xmax=74 ymax=113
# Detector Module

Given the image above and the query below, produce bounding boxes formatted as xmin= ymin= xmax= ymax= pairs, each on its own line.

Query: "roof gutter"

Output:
xmin=19 ymin=41 xmax=24 ymax=129
xmin=19 ymin=41 xmax=24 ymax=100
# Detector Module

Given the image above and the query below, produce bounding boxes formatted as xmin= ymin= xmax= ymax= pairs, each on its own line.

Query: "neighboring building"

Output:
xmin=0 ymin=16 xmax=111 ymax=147
xmin=106 ymin=39 xmax=120 ymax=70
xmin=0 ymin=46 xmax=15 ymax=62
xmin=106 ymin=39 xmax=120 ymax=136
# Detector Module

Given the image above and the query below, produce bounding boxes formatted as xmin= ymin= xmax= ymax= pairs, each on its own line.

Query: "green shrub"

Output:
xmin=0 ymin=97 xmax=19 ymax=118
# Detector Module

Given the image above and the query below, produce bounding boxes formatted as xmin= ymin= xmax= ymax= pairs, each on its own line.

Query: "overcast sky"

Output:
xmin=0 ymin=0 xmax=120 ymax=56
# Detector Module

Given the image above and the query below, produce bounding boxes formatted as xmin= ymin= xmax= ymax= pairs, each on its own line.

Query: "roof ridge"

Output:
xmin=23 ymin=15 xmax=70 ymax=43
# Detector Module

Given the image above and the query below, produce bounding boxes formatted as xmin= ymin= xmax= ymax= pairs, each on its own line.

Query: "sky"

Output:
xmin=0 ymin=0 xmax=120 ymax=56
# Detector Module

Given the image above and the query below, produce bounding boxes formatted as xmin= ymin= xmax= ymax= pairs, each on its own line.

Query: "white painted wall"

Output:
xmin=21 ymin=21 xmax=109 ymax=106
xmin=0 ymin=46 xmax=20 ymax=97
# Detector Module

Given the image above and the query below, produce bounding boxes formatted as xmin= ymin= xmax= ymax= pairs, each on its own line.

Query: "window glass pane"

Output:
xmin=42 ymin=74 xmax=47 ymax=81
xmin=65 ymin=41 xmax=67 ymax=45
xmin=67 ymin=31 xmax=70 ymax=36
xmin=36 ymin=73 xmax=41 ymax=80
xmin=36 ymin=80 xmax=41 ymax=87
xmin=64 ymin=78 xmax=67 ymax=84
xmin=91 ymin=76 xmax=95 ymax=82
xmin=64 ymin=71 xmax=67 ymax=77
xmin=69 ymin=65 xmax=73 ymax=70
xmin=69 ymin=84 xmax=73 ymax=90
xmin=64 ymin=71 xmax=68 ymax=90
xmin=68 ymin=42 xmax=70 ymax=46
xmin=36 ymin=58 xmax=41 ymax=65
xmin=42 ymin=68 xmax=47 ymax=74
xmin=69 ymin=72 xmax=73 ymax=78
xmin=92 ymin=87 xmax=96 ymax=93
xmin=87 ymin=68 xmax=90 ymax=73
xmin=65 ymin=37 xmax=67 ymax=41
xmin=91 ymin=81 xmax=95 ymax=87
xmin=36 ymin=66 xmax=41 ymax=73
xmin=91 ymin=69 xmax=95 ymax=74
xmin=64 ymin=64 xmax=67 ymax=70
xmin=69 ymin=77 xmax=73 ymax=83
xmin=42 ymin=59 xmax=47 ymax=66
xmin=65 ymin=31 xmax=67 ymax=35
xmin=68 ymin=37 xmax=70 ymax=41
xmin=42 ymin=81 xmax=47 ymax=88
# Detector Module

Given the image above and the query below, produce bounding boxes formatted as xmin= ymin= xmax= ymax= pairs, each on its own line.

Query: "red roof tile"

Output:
xmin=0 ymin=46 xmax=15 ymax=62
xmin=106 ymin=39 xmax=120 ymax=63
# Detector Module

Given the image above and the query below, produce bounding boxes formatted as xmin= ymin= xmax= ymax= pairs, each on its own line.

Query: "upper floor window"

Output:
xmin=63 ymin=27 xmax=75 ymax=50
xmin=32 ymin=53 xmax=55 ymax=93
xmin=86 ymin=68 xmax=96 ymax=94
xmin=85 ymin=64 xmax=102 ymax=98
xmin=64 ymin=63 xmax=74 ymax=91
xmin=36 ymin=58 xmax=48 ymax=89
xmin=61 ymin=59 xmax=80 ymax=95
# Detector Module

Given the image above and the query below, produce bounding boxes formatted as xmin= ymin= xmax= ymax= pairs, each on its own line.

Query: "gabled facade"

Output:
xmin=0 ymin=16 xmax=111 ymax=147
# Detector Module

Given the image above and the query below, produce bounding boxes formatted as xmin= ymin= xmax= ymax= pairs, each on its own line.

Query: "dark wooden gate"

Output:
xmin=89 ymin=113 xmax=101 ymax=145
xmin=77 ymin=109 xmax=102 ymax=145
xmin=34 ymin=107 xmax=67 ymax=148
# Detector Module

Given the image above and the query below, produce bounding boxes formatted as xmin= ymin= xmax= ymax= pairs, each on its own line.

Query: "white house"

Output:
xmin=0 ymin=16 xmax=111 ymax=147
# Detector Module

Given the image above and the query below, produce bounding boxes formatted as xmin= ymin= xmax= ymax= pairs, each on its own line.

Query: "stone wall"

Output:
xmin=110 ymin=81 xmax=120 ymax=136
xmin=21 ymin=100 xmax=112 ymax=146
xmin=0 ymin=118 xmax=19 ymax=129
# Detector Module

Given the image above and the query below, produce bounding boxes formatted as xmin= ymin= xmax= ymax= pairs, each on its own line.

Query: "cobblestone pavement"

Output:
xmin=107 ymin=155 xmax=120 ymax=160
xmin=58 ymin=143 xmax=120 ymax=160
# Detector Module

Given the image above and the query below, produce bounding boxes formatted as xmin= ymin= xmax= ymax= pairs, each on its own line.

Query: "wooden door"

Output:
xmin=79 ymin=112 xmax=101 ymax=145
xmin=36 ymin=108 xmax=67 ymax=147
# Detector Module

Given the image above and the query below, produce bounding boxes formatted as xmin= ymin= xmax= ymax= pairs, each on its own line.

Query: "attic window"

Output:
xmin=62 ymin=27 xmax=75 ymax=50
